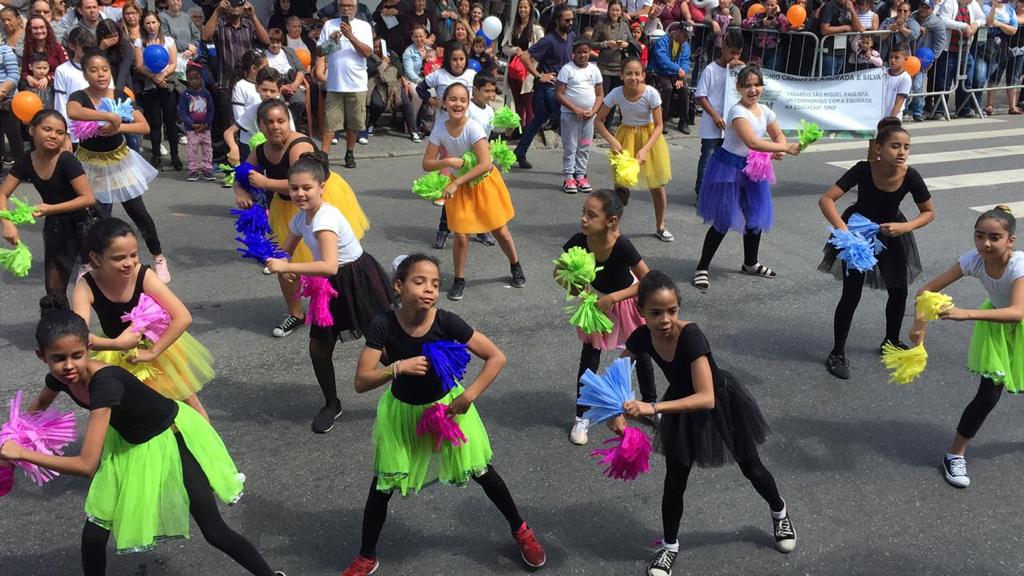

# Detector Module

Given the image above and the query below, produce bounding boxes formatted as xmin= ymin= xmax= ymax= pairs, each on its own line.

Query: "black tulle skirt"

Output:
xmin=817 ymin=206 xmax=922 ymax=290
xmin=654 ymin=370 xmax=770 ymax=468
xmin=309 ymin=251 xmax=396 ymax=343
xmin=42 ymin=207 xmax=102 ymax=274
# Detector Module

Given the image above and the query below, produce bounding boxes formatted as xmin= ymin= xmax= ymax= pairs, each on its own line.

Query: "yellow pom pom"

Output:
xmin=608 ymin=150 xmax=640 ymax=188
xmin=915 ymin=291 xmax=954 ymax=321
xmin=881 ymin=343 xmax=928 ymax=384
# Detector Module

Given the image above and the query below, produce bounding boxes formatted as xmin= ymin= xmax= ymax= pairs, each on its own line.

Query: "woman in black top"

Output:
xmin=818 ymin=125 xmax=935 ymax=380
xmin=614 ymin=271 xmax=796 ymax=576
xmin=0 ymin=110 xmax=101 ymax=295
xmin=0 ymin=295 xmax=285 ymax=576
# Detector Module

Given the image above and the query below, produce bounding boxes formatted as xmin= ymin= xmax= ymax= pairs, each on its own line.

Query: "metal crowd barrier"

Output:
xmin=961 ymin=23 xmax=1024 ymax=117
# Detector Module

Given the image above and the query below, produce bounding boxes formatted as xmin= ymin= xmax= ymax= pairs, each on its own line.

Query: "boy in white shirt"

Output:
xmin=882 ymin=44 xmax=913 ymax=118
xmin=694 ymin=30 xmax=742 ymax=200
xmin=555 ymin=41 xmax=604 ymax=194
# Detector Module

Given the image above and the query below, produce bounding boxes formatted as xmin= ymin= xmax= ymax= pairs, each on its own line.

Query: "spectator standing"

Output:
xmin=933 ymin=0 xmax=983 ymax=117
xmin=554 ymin=40 xmax=603 ymax=194
xmin=978 ymin=0 xmax=1018 ymax=115
xmin=54 ymin=0 xmax=105 ymax=43
xmin=429 ymin=0 xmax=459 ymax=44
xmin=21 ymin=14 xmax=65 ymax=82
xmin=285 ymin=15 xmax=315 ymax=53
xmin=119 ymin=1 xmax=140 ymax=43
xmin=159 ymin=0 xmax=200 ymax=70
xmin=741 ymin=0 xmax=789 ymax=69
xmin=502 ymin=0 xmax=543 ymax=132
xmin=908 ymin=0 xmax=945 ymax=121
xmin=0 ymin=41 xmax=19 ymax=167
xmin=819 ymin=0 xmax=863 ymax=75
xmin=30 ymin=0 xmax=55 ymax=22
xmin=53 ymin=26 xmax=93 ymax=144
xmin=466 ymin=2 xmax=483 ymax=37
xmin=401 ymin=24 xmax=429 ymax=141
xmin=316 ymin=0 xmax=373 ymax=167
xmin=20 ymin=52 xmax=53 ymax=109
xmin=648 ymin=21 xmax=692 ymax=134
xmin=265 ymin=27 xmax=306 ymax=129
xmin=179 ymin=64 xmax=215 ymax=180
xmin=590 ymin=0 xmax=630 ymax=127
xmin=268 ymin=0 xmax=299 ymax=32
xmin=372 ymin=0 xmax=407 ymax=59
xmin=95 ymin=19 xmax=131 ymax=91
xmin=657 ymin=0 xmax=694 ymax=29
xmin=1 ymin=7 xmax=24 ymax=62
xmin=623 ymin=0 xmax=653 ymax=20
xmin=880 ymin=1 xmax=919 ymax=59
xmin=134 ymin=9 xmax=181 ymax=170
xmin=1000 ymin=1 xmax=1024 ymax=114
xmin=399 ymin=0 xmax=438 ymax=53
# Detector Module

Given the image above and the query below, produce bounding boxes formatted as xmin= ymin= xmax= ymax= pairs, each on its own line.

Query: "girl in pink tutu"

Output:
xmin=555 ymin=189 xmax=656 ymax=446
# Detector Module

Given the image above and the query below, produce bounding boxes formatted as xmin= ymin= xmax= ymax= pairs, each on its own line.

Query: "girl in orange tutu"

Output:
xmin=421 ymin=82 xmax=525 ymax=302
xmin=71 ymin=217 xmax=212 ymax=420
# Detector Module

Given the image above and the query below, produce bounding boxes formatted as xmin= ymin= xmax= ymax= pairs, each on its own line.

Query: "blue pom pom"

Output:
xmin=235 ymin=162 xmax=261 ymax=194
xmin=230 ymin=205 xmax=272 ymax=236
xmin=828 ymin=229 xmax=878 ymax=273
xmin=98 ymin=97 xmax=135 ymax=121
xmin=423 ymin=341 xmax=471 ymax=393
xmin=235 ymin=232 xmax=287 ymax=264
xmin=846 ymin=213 xmax=885 ymax=254
xmin=577 ymin=357 xmax=635 ymax=424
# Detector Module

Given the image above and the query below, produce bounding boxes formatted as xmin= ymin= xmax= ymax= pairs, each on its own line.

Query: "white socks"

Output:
xmin=770 ymin=499 xmax=788 ymax=520
xmin=661 ymin=539 xmax=680 ymax=552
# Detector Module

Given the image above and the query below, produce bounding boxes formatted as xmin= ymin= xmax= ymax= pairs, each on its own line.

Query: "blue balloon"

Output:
xmin=475 ymin=29 xmax=492 ymax=47
xmin=467 ymin=58 xmax=482 ymax=73
xmin=914 ymin=46 xmax=935 ymax=69
xmin=143 ymin=44 xmax=170 ymax=74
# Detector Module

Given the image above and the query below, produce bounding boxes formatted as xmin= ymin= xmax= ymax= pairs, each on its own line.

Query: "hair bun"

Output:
xmin=995 ymin=204 xmax=1013 ymax=215
xmin=39 ymin=293 xmax=71 ymax=316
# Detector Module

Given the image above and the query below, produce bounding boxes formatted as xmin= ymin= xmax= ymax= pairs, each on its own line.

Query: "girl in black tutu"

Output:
xmin=265 ymin=153 xmax=395 ymax=434
xmin=818 ymin=124 xmax=935 ymax=380
xmin=612 ymin=271 xmax=795 ymax=576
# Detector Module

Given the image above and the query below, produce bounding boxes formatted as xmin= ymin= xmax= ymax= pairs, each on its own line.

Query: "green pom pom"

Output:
xmin=553 ymin=246 xmax=604 ymax=293
xmin=0 ymin=240 xmax=32 ymax=277
xmin=219 ymin=163 xmax=236 ymax=186
xmin=493 ymin=106 xmax=521 ymax=131
xmin=490 ymin=138 xmax=516 ymax=173
xmin=797 ymin=119 xmax=823 ymax=150
xmin=412 ymin=171 xmax=450 ymax=200
xmin=249 ymin=132 xmax=267 ymax=148
xmin=566 ymin=291 xmax=614 ymax=335
xmin=457 ymin=151 xmax=489 ymax=186
xmin=0 ymin=196 xmax=37 ymax=225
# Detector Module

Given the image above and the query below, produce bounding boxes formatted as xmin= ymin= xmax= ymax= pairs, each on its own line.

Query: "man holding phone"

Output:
xmin=316 ymin=0 xmax=373 ymax=168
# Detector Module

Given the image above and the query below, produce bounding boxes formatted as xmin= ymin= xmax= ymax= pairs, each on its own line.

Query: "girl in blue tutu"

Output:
xmin=0 ymin=295 xmax=285 ymax=576
xmin=693 ymin=64 xmax=800 ymax=291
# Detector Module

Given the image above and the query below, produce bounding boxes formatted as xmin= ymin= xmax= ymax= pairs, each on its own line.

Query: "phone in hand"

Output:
xmin=341 ymin=14 xmax=350 ymax=24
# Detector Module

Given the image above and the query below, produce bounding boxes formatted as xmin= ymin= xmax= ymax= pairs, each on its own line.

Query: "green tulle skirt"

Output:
xmin=373 ymin=385 xmax=493 ymax=496
xmin=968 ymin=300 xmax=1024 ymax=393
xmin=85 ymin=402 xmax=245 ymax=554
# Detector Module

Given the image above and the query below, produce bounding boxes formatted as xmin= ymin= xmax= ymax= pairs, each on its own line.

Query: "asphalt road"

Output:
xmin=1 ymin=115 xmax=1022 ymax=576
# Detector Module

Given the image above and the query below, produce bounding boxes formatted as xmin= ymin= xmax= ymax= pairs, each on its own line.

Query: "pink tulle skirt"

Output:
xmin=577 ymin=295 xmax=645 ymax=350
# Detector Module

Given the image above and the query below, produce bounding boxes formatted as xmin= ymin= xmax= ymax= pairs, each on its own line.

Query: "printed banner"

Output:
xmin=724 ymin=67 xmax=886 ymax=135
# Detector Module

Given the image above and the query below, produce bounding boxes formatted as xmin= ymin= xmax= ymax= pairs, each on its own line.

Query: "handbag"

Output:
xmin=508 ymin=54 xmax=527 ymax=82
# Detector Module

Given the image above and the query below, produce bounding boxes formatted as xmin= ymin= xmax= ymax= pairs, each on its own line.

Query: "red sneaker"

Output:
xmin=340 ymin=555 xmax=379 ymax=576
xmin=512 ymin=523 xmax=546 ymax=568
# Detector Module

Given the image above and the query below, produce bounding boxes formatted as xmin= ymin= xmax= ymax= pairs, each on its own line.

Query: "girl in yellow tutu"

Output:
xmin=421 ymin=83 xmax=525 ymax=302
xmin=71 ymin=218 xmax=212 ymax=420
xmin=234 ymin=99 xmax=370 ymax=337
xmin=595 ymin=57 xmax=674 ymax=242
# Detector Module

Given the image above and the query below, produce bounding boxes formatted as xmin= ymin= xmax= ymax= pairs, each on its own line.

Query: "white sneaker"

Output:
xmin=159 ymin=142 xmax=169 ymax=156
xmin=943 ymin=455 xmax=970 ymax=488
xmin=357 ymin=135 xmax=369 ymax=145
xmin=569 ymin=417 xmax=590 ymax=445
xmin=151 ymin=256 xmax=171 ymax=283
xmin=179 ymin=135 xmax=188 ymax=145
xmin=76 ymin=263 xmax=93 ymax=282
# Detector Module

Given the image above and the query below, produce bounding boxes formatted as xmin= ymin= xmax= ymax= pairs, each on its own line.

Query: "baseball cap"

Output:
xmin=919 ymin=0 xmax=933 ymax=8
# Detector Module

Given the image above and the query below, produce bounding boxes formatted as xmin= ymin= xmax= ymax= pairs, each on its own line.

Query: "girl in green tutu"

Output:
xmin=0 ymin=295 xmax=286 ymax=576
xmin=909 ymin=205 xmax=1023 ymax=489
xmin=338 ymin=254 xmax=546 ymax=576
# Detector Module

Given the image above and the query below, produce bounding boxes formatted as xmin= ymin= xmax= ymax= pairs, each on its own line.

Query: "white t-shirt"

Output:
xmin=428 ymin=118 xmax=488 ymax=159
xmin=319 ymin=18 xmax=374 ymax=93
xmin=882 ymin=70 xmax=912 ymax=117
xmin=231 ymin=79 xmax=260 ymax=124
xmin=959 ymin=250 xmax=1024 ymax=309
xmin=602 ymin=85 xmax=661 ymax=127
xmin=235 ymin=101 xmax=296 ymax=145
xmin=267 ymin=49 xmax=293 ymax=76
xmin=289 ymin=203 xmax=364 ymax=265
xmin=286 ymin=36 xmax=307 ymax=52
xmin=424 ymin=68 xmax=476 ymax=99
xmin=722 ymin=103 xmax=776 ymax=156
xmin=53 ymin=60 xmax=88 ymax=143
xmin=557 ymin=61 xmax=603 ymax=111
xmin=468 ymin=101 xmax=495 ymax=135
xmin=695 ymin=60 xmax=728 ymax=140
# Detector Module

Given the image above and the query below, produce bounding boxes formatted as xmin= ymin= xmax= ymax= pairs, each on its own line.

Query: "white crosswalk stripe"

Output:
xmin=802 ymin=127 xmax=1024 ymax=153
xmin=828 ymin=145 xmax=1022 ymax=170
xmin=970 ymin=201 xmax=1024 ymax=214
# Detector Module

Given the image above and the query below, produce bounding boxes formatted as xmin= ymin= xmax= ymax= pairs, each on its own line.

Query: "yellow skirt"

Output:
xmin=444 ymin=168 xmax=515 ymax=234
xmin=269 ymin=171 xmax=370 ymax=264
xmin=92 ymin=332 xmax=213 ymax=401
xmin=615 ymin=124 xmax=672 ymax=190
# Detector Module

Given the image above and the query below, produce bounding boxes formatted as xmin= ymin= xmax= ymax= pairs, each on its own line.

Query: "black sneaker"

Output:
xmin=510 ymin=261 xmax=526 ymax=288
xmin=311 ymin=400 xmax=342 ymax=434
xmin=344 ymin=151 xmax=356 ymax=169
xmin=472 ymin=232 xmax=496 ymax=246
xmin=515 ymin=152 xmax=532 ymax=169
xmin=678 ymin=123 xmax=691 ymax=135
xmin=272 ymin=315 xmax=306 ymax=338
xmin=171 ymin=157 xmax=183 ymax=171
xmin=448 ymin=277 xmax=466 ymax=301
xmin=772 ymin=512 xmax=796 ymax=553
xmin=432 ymin=230 xmax=450 ymax=249
xmin=879 ymin=338 xmax=910 ymax=355
xmin=943 ymin=454 xmax=970 ymax=488
xmin=647 ymin=547 xmax=677 ymax=576
xmin=825 ymin=353 xmax=850 ymax=379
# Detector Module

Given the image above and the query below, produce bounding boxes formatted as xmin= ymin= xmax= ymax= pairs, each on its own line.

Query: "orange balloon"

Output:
xmin=124 ymin=86 xmax=135 ymax=101
xmin=12 ymin=91 xmax=42 ymax=123
xmin=296 ymin=48 xmax=311 ymax=69
xmin=747 ymin=3 xmax=767 ymax=18
xmin=903 ymin=55 xmax=921 ymax=77
xmin=786 ymin=4 xmax=806 ymax=27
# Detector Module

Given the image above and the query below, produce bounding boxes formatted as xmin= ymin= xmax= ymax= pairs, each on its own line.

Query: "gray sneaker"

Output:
xmin=943 ymin=455 xmax=970 ymax=488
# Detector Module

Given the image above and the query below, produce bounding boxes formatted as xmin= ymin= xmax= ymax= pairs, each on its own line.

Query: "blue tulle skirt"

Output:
xmin=697 ymin=148 xmax=774 ymax=234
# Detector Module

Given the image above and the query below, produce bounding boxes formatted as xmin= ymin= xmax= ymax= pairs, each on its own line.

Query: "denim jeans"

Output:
xmin=909 ymin=70 xmax=925 ymax=117
xmin=694 ymin=137 xmax=723 ymax=195
xmin=955 ymin=52 xmax=975 ymax=114
xmin=514 ymin=82 xmax=559 ymax=159
xmin=822 ymin=52 xmax=846 ymax=76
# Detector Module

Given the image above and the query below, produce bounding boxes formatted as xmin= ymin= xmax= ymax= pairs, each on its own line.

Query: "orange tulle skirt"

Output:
xmin=444 ymin=168 xmax=515 ymax=234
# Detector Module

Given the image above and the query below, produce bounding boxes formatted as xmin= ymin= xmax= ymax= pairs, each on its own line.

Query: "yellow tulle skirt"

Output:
xmin=444 ymin=168 xmax=516 ymax=234
xmin=268 ymin=171 xmax=370 ymax=264
xmin=92 ymin=332 xmax=213 ymax=401
xmin=615 ymin=124 xmax=672 ymax=190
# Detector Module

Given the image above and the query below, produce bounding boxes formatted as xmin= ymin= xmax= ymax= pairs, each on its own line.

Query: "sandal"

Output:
xmin=740 ymin=263 xmax=777 ymax=278
xmin=983 ymin=105 xmax=994 ymax=116
xmin=692 ymin=270 xmax=710 ymax=290
xmin=1010 ymin=107 xmax=1023 ymax=115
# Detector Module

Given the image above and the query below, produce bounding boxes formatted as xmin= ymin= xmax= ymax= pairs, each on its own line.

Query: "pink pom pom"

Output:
xmin=0 ymin=390 xmax=77 ymax=487
xmin=415 ymin=403 xmax=467 ymax=452
xmin=120 ymin=294 xmax=171 ymax=342
xmin=298 ymin=276 xmax=338 ymax=327
xmin=71 ymin=120 xmax=103 ymax=140
xmin=741 ymin=151 xmax=776 ymax=184
xmin=590 ymin=426 xmax=652 ymax=481
xmin=0 ymin=463 xmax=13 ymax=497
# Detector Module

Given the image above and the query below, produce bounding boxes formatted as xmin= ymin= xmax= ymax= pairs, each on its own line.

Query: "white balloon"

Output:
xmin=482 ymin=16 xmax=502 ymax=40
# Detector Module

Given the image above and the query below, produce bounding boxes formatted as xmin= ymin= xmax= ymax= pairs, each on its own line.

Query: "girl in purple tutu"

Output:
xmin=692 ymin=64 xmax=800 ymax=291
xmin=556 ymin=189 xmax=656 ymax=446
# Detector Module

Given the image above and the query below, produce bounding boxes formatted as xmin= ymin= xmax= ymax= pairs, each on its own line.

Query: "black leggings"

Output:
xmin=309 ymin=336 xmax=341 ymax=407
xmin=576 ymin=344 xmax=657 ymax=417
xmin=358 ymin=465 xmax=524 ymax=558
xmin=0 ymin=109 xmax=24 ymax=162
xmin=956 ymin=377 xmax=1003 ymax=439
xmin=661 ymin=452 xmax=784 ymax=545
xmin=98 ymin=197 xmax=163 ymax=256
xmin=81 ymin=434 xmax=275 ymax=576
xmin=830 ymin=269 xmax=908 ymax=356
xmin=696 ymin=226 xmax=763 ymax=271
xmin=139 ymin=87 xmax=180 ymax=160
